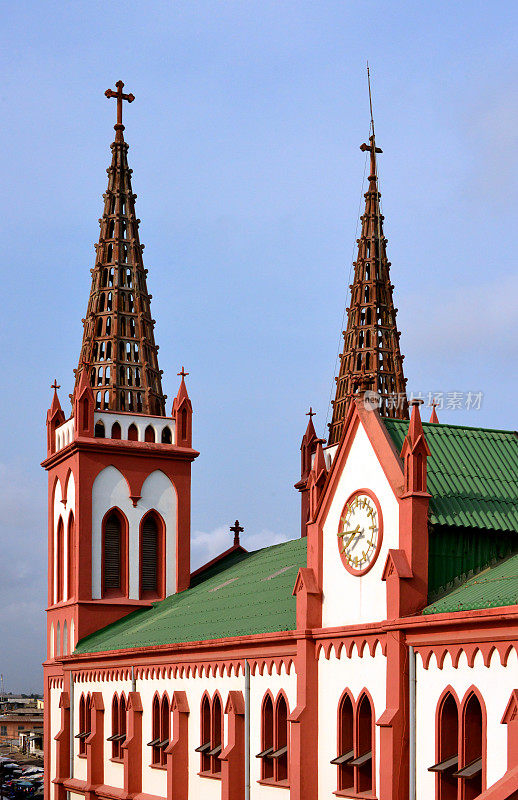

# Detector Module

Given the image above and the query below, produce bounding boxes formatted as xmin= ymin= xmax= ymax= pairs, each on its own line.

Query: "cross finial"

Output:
xmin=177 ymin=366 xmax=189 ymax=379
xmin=230 ymin=519 xmax=244 ymax=546
xmin=306 ymin=407 xmax=316 ymax=419
xmin=51 ymin=379 xmax=60 ymax=392
xmin=105 ymin=81 xmax=135 ymax=136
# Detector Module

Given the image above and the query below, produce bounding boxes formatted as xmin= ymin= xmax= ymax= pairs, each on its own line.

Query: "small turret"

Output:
xmin=46 ymin=380 xmax=65 ymax=455
xmin=295 ymin=408 xmax=320 ymax=537
xmin=172 ymin=367 xmax=193 ymax=448
xmin=401 ymin=399 xmax=431 ymax=495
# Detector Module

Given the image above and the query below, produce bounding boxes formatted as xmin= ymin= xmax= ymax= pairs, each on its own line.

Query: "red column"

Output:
xmin=85 ymin=692 xmax=104 ymax=798
xmin=54 ymin=691 xmax=70 ymax=800
xmin=166 ymin=691 xmax=190 ymax=800
xmin=377 ymin=630 xmax=409 ymax=800
xmin=220 ymin=691 xmax=245 ymax=800
xmin=122 ymin=692 xmax=143 ymax=796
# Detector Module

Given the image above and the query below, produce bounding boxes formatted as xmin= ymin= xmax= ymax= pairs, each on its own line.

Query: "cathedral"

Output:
xmin=43 ymin=83 xmax=518 ymax=800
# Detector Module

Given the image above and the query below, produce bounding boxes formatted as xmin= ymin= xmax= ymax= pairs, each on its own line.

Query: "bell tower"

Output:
xmin=42 ymin=83 xmax=198 ymax=664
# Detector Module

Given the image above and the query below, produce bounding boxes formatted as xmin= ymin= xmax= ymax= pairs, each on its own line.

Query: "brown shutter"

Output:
xmin=141 ymin=516 xmax=158 ymax=592
xmin=104 ymin=513 xmax=121 ymax=589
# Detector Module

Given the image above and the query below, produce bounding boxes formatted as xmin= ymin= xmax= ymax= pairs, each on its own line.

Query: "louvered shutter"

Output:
xmin=141 ymin=516 xmax=158 ymax=592
xmin=104 ymin=514 xmax=121 ymax=589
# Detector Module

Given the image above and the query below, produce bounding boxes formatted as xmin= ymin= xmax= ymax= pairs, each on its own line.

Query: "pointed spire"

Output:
xmin=429 ymin=400 xmax=439 ymax=424
xmin=73 ymin=84 xmax=166 ymax=417
xmin=327 ymin=74 xmax=408 ymax=446
xmin=172 ymin=367 xmax=193 ymax=447
xmin=49 ymin=379 xmax=64 ymax=419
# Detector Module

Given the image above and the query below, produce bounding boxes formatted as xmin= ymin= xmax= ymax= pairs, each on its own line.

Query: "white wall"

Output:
xmin=321 ymin=422 xmax=399 ymax=627
xmin=415 ymin=647 xmax=516 ymax=798
xmin=68 ymin=663 xmax=297 ymax=800
xmin=318 ymin=643 xmax=386 ymax=799
xmin=93 ymin=412 xmax=175 ymax=444
xmin=91 ymin=466 xmax=177 ymax=599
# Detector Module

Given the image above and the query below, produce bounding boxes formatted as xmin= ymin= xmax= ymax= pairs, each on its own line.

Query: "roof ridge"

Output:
xmin=385 ymin=418 xmax=518 ymax=436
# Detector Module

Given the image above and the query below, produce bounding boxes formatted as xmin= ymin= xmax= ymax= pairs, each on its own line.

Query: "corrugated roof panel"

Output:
xmin=75 ymin=537 xmax=307 ymax=655
xmin=383 ymin=420 xmax=518 ymax=532
xmin=423 ymin=552 xmax=518 ymax=614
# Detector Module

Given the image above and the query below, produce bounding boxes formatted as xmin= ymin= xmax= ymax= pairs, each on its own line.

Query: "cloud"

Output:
xmin=191 ymin=524 xmax=292 ymax=570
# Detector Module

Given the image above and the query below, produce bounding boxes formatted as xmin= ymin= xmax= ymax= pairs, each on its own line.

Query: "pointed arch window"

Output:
xmin=67 ymin=513 xmax=74 ymax=599
xmin=161 ymin=426 xmax=172 ymax=444
xmin=56 ymin=517 xmax=64 ymax=603
xmin=108 ymin=693 xmax=126 ymax=760
xmin=102 ymin=510 xmax=127 ymax=597
xmin=258 ymin=694 xmax=274 ymax=779
xmin=455 ymin=692 xmax=484 ymax=798
xmin=77 ymin=693 xmax=91 ymax=756
xmin=140 ymin=512 xmax=163 ymax=598
xmin=148 ymin=693 xmax=169 ymax=768
xmin=273 ymin=694 xmax=289 ymax=783
xmin=197 ymin=693 xmax=223 ymax=778
xmin=111 ymin=421 xmax=121 ymax=439
xmin=145 ymin=425 xmax=155 ymax=443
xmin=128 ymin=423 xmax=138 ymax=441
xmin=332 ymin=692 xmax=354 ymax=791
xmin=354 ymin=693 xmax=374 ymax=793
xmin=94 ymin=420 xmax=105 ymax=438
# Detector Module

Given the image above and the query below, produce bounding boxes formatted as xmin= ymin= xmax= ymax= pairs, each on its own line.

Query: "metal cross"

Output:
xmin=230 ymin=520 xmax=244 ymax=546
xmin=306 ymin=407 xmax=316 ymax=419
xmin=177 ymin=366 xmax=189 ymax=379
xmin=51 ymin=379 xmax=60 ymax=391
xmin=105 ymin=81 xmax=135 ymax=128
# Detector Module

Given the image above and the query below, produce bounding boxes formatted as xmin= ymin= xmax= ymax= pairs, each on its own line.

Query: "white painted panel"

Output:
xmin=317 ymin=645 xmax=386 ymax=799
xmin=91 ymin=467 xmax=177 ymax=599
xmin=322 ymin=423 xmax=399 ymax=627
xmin=415 ymin=647 xmax=516 ymax=798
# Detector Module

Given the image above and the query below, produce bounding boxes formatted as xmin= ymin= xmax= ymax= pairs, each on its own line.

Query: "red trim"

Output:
xmin=337 ymin=489 xmax=383 ymax=577
xmin=165 ymin=691 xmax=189 ymax=800
xmin=190 ymin=542 xmax=247 ymax=582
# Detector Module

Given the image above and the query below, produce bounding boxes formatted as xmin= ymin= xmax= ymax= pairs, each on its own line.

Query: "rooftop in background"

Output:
xmin=384 ymin=419 xmax=518 ymax=532
xmin=74 ymin=538 xmax=307 ymax=655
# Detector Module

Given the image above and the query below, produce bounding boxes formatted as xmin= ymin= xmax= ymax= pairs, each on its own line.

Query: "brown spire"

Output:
xmin=327 ymin=81 xmax=408 ymax=445
xmin=73 ymin=82 xmax=166 ymax=416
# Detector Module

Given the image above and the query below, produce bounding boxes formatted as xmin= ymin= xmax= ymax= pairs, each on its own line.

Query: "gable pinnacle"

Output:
xmin=73 ymin=85 xmax=166 ymax=417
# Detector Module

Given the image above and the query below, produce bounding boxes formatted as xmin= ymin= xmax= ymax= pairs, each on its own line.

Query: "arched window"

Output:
xmin=355 ymin=693 xmax=374 ymax=793
xmin=111 ymin=421 xmax=121 ymax=439
xmin=456 ymin=692 xmax=484 ymax=799
xmin=94 ymin=420 xmax=105 ymax=438
xmin=56 ymin=621 xmax=61 ymax=656
xmin=78 ymin=694 xmax=87 ymax=755
xmin=332 ymin=693 xmax=354 ymax=791
xmin=197 ymin=694 xmax=211 ymax=773
xmin=274 ymin=694 xmax=288 ymax=783
xmin=140 ymin=513 xmax=162 ymax=598
xmin=196 ymin=693 xmax=222 ymax=777
xmin=67 ymin=514 xmax=74 ymax=599
xmin=150 ymin=694 xmax=161 ymax=765
xmin=128 ymin=423 xmax=138 ymax=441
xmin=56 ymin=518 xmax=64 ymax=603
xmin=258 ymin=694 xmax=274 ymax=779
xmin=181 ymin=408 xmax=187 ymax=441
xmin=161 ymin=426 xmax=172 ymax=444
xmin=109 ymin=694 xmax=126 ymax=759
xmin=144 ymin=425 xmax=155 ymax=443
xmin=429 ymin=690 xmax=459 ymax=799
xmin=211 ymin=695 xmax=223 ymax=775
xmin=160 ymin=695 xmax=170 ymax=766
xmin=62 ymin=620 xmax=68 ymax=655
xmin=103 ymin=511 xmax=126 ymax=596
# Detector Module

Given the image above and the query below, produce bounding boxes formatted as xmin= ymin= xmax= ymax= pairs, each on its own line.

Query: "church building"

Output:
xmin=43 ymin=83 xmax=518 ymax=800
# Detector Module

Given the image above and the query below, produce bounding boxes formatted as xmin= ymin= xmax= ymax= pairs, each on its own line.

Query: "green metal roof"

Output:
xmin=384 ymin=419 xmax=518 ymax=532
xmin=423 ymin=552 xmax=518 ymax=614
xmin=75 ymin=537 xmax=307 ymax=655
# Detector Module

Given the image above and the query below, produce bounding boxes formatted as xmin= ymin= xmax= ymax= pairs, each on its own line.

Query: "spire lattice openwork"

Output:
xmin=328 ymin=75 xmax=408 ymax=445
xmin=73 ymin=83 xmax=166 ymax=416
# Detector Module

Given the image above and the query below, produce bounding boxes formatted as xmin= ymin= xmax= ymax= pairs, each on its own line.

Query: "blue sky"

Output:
xmin=0 ymin=1 xmax=517 ymax=691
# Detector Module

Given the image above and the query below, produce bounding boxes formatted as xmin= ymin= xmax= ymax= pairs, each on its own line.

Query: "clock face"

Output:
xmin=337 ymin=491 xmax=382 ymax=575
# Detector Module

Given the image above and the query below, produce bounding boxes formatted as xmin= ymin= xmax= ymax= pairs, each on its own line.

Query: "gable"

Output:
xmin=321 ymin=420 xmax=400 ymax=627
